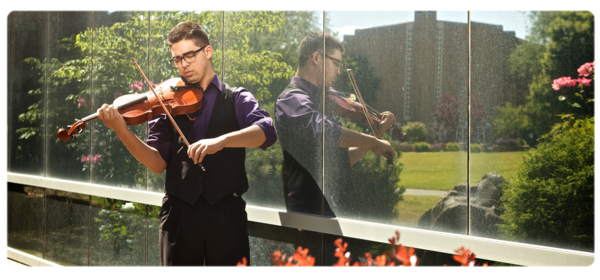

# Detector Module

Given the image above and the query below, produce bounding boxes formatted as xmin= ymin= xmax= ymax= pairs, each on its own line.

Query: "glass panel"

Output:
xmin=89 ymin=12 xmax=149 ymax=189
xmin=324 ymin=11 xmax=469 ymax=234
xmin=7 ymin=183 xmax=44 ymax=257
xmin=8 ymin=12 xmax=47 ymax=175
xmin=247 ymin=222 xmax=323 ymax=266
xmin=44 ymin=189 xmax=89 ymax=266
xmin=259 ymin=12 xmax=327 ymax=214
xmin=45 ymin=12 xmax=94 ymax=182
xmin=90 ymin=196 xmax=147 ymax=265
xmin=147 ymin=205 xmax=161 ymax=266
xmin=146 ymin=11 xmax=224 ymax=193
xmin=470 ymin=11 xmax=594 ymax=252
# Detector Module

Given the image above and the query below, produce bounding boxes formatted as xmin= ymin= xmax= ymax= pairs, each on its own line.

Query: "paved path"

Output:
xmin=404 ymin=188 xmax=448 ymax=197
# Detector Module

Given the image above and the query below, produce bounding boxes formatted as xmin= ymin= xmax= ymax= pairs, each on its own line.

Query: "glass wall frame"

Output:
xmin=7 ymin=10 xmax=595 ymax=267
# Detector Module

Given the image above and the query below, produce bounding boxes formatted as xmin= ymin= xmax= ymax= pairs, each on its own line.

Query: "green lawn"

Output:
xmin=394 ymin=195 xmax=441 ymax=227
xmin=397 ymin=151 xmax=527 ymax=191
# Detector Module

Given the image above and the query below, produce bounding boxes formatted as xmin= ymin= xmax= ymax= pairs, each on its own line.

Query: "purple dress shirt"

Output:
xmin=147 ymin=74 xmax=277 ymax=165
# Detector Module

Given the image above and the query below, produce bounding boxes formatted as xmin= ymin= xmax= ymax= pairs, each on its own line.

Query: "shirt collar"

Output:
xmin=182 ymin=73 xmax=221 ymax=93
xmin=291 ymin=76 xmax=319 ymax=96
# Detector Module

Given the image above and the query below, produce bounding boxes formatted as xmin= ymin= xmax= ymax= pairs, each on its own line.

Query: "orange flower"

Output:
xmin=375 ymin=255 xmax=388 ymax=266
xmin=236 ymin=257 xmax=247 ymax=266
xmin=292 ymin=247 xmax=315 ymax=266
xmin=395 ymin=245 xmax=415 ymax=266
xmin=333 ymin=238 xmax=351 ymax=266
xmin=453 ymin=246 xmax=477 ymax=266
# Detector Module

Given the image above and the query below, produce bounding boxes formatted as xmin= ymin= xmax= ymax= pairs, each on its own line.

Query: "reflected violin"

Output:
xmin=326 ymin=88 xmax=408 ymax=142
xmin=327 ymin=69 xmax=408 ymax=166
xmin=57 ymin=77 xmax=204 ymax=141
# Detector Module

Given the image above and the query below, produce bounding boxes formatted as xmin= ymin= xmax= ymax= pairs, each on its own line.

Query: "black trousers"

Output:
xmin=159 ymin=193 xmax=250 ymax=266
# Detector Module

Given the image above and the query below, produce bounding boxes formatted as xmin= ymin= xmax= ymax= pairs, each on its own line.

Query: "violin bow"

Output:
xmin=346 ymin=69 xmax=381 ymax=139
xmin=346 ymin=69 xmax=395 ymax=165
xmin=131 ymin=57 xmax=205 ymax=171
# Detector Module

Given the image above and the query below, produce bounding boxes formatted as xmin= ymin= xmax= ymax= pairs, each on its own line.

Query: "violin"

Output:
xmin=58 ymin=57 xmax=206 ymax=170
xmin=327 ymin=69 xmax=408 ymax=166
xmin=56 ymin=77 xmax=203 ymax=141
xmin=326 ymin=89 xmax=408 ymax=142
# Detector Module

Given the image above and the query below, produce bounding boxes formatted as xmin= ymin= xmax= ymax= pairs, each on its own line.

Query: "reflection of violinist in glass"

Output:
xmin=275 ymin=32 xmax=397 ymax=217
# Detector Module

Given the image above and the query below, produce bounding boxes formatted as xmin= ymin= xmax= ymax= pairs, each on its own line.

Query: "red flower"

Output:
xmin=452 ymin=246 xmax=487 ymax=266
xmin=91 ymin=154 xmax=102 ymax=163
xmin=236 ymin=257 xmax=247 ymax=266
xmin=81 ymin=155 xmax=89 ymax=163
xmin=578 ymin=77 xmax=592 ymax=87
xmin=77 ymin=97 xmax=87 ymax=108
xmin=333 ymin=238 xmax=351 ymax=266
xmin=395 ymin=245 xmax=415 ymax=266
xmin=577 ymin=61 xmax=596 ymax=77
xmin=292 ymin=247 xmax=315 ymax=266
xmin=551 ymin=77 xmax=578 ymax=90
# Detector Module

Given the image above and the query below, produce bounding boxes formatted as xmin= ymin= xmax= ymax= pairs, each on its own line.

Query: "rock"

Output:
xmin=415 ymin=172 xmax=505 ymax=266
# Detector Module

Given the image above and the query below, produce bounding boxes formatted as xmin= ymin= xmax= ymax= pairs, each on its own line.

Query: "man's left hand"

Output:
xmin=377 ymin=111 xmax=396 ymax=135
xmin=187 ymin=137 xmax=226 ymax=164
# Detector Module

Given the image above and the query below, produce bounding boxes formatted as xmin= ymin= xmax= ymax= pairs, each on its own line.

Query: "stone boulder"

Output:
xmin=418 ymin=172 xmax=505 ymax=238
xmin=415 ymin=173 xmax=505 ymax=266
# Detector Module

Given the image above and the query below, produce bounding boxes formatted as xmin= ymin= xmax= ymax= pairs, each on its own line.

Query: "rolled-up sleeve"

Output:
xmin=234 ymin=88 xmax=277 ymax=150
xmin=147 ymin=114 xmax=175 ymax=165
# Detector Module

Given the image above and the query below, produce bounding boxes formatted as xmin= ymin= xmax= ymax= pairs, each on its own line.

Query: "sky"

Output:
xmin=108 ymin=8 xmax=529 ymax=40
xmin=328 ymin=11 xmax=532 ymax=41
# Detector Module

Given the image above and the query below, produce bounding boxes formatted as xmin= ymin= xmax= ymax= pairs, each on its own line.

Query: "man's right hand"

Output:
xmin=372 ymin=138 xmax=394 ymax=161
xmin=97 ymin=104 xmax=127 ymax=134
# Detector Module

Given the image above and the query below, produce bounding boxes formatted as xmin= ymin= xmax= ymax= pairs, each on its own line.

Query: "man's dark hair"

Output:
xmin=167 ymin=21 xmax=210 ymax=47
xmin=298 ymin=32 xmax=344 ymax=68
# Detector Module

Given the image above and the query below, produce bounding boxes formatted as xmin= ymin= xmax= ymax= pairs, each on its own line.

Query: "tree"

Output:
xmin=509 ymin=12 xmax=594 ymax=145
xmin=18 ymin=11 xmax=294 ymax=187
xmin=492 ymin=102 xmax=529 ymax=140
xmin=434 ymin=93 xmax=461 ymax=142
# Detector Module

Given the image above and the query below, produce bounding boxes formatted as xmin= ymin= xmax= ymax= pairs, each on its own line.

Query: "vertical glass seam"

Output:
xmin=7 ymin=14 xmax=12 ymax=171
xmin=321 ymin=11 xmax=326 ymax=217
xmin=43 ymin=188 xmax=47 ymax=260
xmin=89 ymin=12 xmax=95 ymax=184
xmin=467 ymin=11 xmax=471 ymax=236
xmin=222 ymin=11 xmax=225 ymax=80
xmin=146 ymin=11 xmax=151 ymax=193
xmin=88 ymin=195 xmax=92 ymax=266
xmin=144 ymin=8 xmax=152 ymax=269
xmin=44 ymin=12 xmax=50 ymax=177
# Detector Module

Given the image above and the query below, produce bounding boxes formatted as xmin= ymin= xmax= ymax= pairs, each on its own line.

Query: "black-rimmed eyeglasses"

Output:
xmin=324 ymin=54 xmax=343 ymax=71
xmin=170 ymin=45 xmax=208 ymax=68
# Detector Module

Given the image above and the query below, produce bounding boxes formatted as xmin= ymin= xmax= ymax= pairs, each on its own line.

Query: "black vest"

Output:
xmin=164 ymin=83 xmax=248 ymax=205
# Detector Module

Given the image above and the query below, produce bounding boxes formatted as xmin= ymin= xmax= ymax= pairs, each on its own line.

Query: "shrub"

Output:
xmin=444 ymin=142 xmax=460 ymax=152
xmin=430 ymin=143 xmax=442 ymax=152
xmin=402 ymin=122 xmax=427 ymax=142
xmin=499 ymin=117 xmax=594 ymax=251
xmin=470 ymin=144 xmax=482 ymax=153
xmin=413 ymin=142 xmax=431 ymax=152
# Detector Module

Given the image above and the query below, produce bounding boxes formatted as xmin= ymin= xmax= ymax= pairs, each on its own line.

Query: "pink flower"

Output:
xmin=577 ymin=62 xmax=594 ymax=77
xmin=130 ymin=81 xmax=144 ymax=92
xmin=551 ymin=77 xmax=577 ymax=90
xmin=81 ymin=155 xmax=90 ymax=163
xmin=91 ymin=154 xmax=102 ymax=163
xmin=577 ymin=77 xmax=592 ymax=86
xmin=77 ymin=97 xmax=87 ymax=108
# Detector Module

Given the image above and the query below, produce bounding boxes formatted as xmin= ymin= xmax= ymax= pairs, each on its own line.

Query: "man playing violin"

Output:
xmin=275 ymin=32 xmax=396 ymax=217
xmin=96 ymin=21 xmax=277 ymax=266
